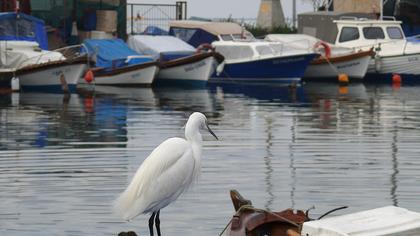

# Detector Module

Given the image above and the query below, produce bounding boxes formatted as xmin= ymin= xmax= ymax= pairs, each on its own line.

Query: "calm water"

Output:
xmin=1 ymin=82 xmax=420 ymax=235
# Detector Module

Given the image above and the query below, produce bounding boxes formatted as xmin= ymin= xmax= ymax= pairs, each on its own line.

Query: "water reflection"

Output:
xmin=0 ymin=83 xmax=420 ymax=235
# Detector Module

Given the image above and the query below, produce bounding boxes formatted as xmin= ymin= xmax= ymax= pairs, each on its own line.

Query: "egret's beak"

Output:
xmin=206 ymin=123 xmax=218 ymax=140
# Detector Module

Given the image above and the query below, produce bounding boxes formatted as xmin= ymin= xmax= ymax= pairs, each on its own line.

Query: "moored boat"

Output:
xmin=0 ymin=12 xmax=89 ymax=93
xmin=127 ymin=35 xmax=224 ymax=87
xmin=265 ymin=34 xmax=374 ymax=80
xmin=333 ymin=17 xmax=420 ymax=79
xmin=222 ymin=190 xmax=420 ymax=236
xmin=81 ymin=39 xmax=158 ymax=86
xmin=169 ymin=20 xmax=318 ymax=83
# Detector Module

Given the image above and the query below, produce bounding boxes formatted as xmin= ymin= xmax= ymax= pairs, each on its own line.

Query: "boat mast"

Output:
xmin=379 ymin=0 xmax=383 ymax=20
xmin=292 ymin=0 xmax=296 ymax=28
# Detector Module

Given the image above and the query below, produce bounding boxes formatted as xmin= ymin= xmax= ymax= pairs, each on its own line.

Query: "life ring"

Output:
xmin=196 ymin=43 xmax=215 ymax=53
xmin=314 ymin=41 xmax=331 ymax=58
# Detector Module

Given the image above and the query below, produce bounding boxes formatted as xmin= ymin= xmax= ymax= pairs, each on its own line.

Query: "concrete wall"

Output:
xmin=334 ymin=0 xmax=380 ymax=13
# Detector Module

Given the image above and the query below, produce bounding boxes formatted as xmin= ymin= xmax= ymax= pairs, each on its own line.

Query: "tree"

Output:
xmin=304 ymin=0 xmax=332 ymax=11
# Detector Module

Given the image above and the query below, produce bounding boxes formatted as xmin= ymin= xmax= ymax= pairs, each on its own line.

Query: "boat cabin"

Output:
xmin=212 ymin=40 xmax=299 ymax=63
xmin=169 ymin=20 xmax=254 ymax=47
xmin=334 ymin=18 xmax=406 ymax=46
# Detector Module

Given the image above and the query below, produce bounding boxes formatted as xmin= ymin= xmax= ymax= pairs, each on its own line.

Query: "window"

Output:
xmin=339 ymin=27 xmax=359 ymax=42
xmin=220 ymin=34 xmax=233 ymax=41
xmin=215 ymin=45 xmax=254 ymax=60
xmin=256 ymin=45 xmax=274 ymax=56
xmin=387 ymin=27 xmax=404 ymax=39
xmin=363 ymin=27 xmax=385 ymax=39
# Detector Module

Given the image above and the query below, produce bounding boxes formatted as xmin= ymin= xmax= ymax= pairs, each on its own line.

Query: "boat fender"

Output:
xmin=196 ymin=43 xmax=215 ymax=53
xmin=314 ymin=41 xmax=331 ymax=58
xmin=392 ymin=74 xmax=402 ymax=84
xmin=216 ymin=61 xmax=225 ymax=76
xmin=11 ymin=77 xmax=20 ymax=92
xmin=84 ymin=69 xmax=94 ymax=83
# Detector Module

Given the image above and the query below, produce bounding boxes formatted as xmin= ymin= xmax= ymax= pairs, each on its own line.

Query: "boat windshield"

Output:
xmin=220 ymin=34 xmax=234 ymax=41
xmin=215 ymin=45 xmax=254 ymax=60
xmin=256 ymin=45 xmax=274 ymax=56
xmin=363 ymin=27 xmax=385 ymax=40
xmin=339 ymin=27 xmax=360 ymax=42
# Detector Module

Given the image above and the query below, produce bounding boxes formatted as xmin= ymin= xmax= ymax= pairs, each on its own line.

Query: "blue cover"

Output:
xmin=169 ymin=27 xmax=217 ymax=48
xmin=82 ymin=39 xmax=154 ymax=70
xmin=0 ymin=12 xmax=48 ymax=50
xmin=143 ymin=26 xmax=168 ymax=35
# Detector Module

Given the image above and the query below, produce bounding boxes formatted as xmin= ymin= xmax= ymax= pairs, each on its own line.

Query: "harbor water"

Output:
xmin=1 ymin=82 xmax=420 ymax=235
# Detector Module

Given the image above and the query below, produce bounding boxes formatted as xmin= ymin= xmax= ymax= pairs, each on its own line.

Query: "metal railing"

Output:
xmin=127 ymin=1 xmax=187 ymax=35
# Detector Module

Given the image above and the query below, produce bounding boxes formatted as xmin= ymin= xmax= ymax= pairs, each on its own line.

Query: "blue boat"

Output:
xmin=169 ymin=20 xmax=318 ymax=83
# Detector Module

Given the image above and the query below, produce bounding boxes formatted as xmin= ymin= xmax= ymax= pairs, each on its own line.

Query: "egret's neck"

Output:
xmin=185 ymin=122 xmax=203 ymax=156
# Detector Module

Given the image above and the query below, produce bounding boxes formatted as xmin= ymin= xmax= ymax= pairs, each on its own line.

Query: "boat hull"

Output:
xmin=212 ymin=53 xmax=318 ymax=83
xmin=367 ymin=53 xmax=420 ymax=76
xmin=156 ymin=55 xmax=217 ymax=87
xmin=17 ymin=62 xmax=86 ymax=93
xmin=84 ymin=63 xmax=158 ymax=86
xmin=304 ymin=51 xmax=373 ymax=79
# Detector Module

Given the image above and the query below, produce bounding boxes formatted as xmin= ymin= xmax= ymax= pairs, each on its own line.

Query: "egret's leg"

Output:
xmin=148 ymin=212 xmax=156 ymax=236
xmin=155 ymin=210 xmax=161 ymax=236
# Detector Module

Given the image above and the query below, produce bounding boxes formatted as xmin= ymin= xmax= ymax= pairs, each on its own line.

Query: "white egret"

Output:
xmin=114 ymin=112 xmax=218 ymax=236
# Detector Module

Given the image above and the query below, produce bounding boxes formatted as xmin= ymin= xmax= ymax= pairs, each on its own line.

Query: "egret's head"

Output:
xmin=187 ymin=112 xmax=218 ymax=140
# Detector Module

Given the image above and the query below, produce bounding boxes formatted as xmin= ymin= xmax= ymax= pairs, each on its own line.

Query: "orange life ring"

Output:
xmin=196 ymin=43 xmax=215 ymax=53
xmin=314 ymin=41 xmax=331 ymax=58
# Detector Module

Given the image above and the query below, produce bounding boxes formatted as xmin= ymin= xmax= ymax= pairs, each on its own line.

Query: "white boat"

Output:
xmin=169 ymin=20 xmax=318 ymax=83
xmin=265 ymin=34 xmax=374 ymax=80
xmin=81 ymin=39 xmax=158 ymax=86
xmin=0 ymin=13 xmax=89 ymax=92
xmin=128 ymin=35 xmax=224 ymax=87
xmin=333 ymin=17 xmax=420 ymax=77
xmin=302 ymin=206 xmax=420 ymax=236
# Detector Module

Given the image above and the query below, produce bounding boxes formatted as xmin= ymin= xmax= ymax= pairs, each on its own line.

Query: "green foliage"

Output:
xmin=217 ymin=17 xmax=297 ymax=38
xmin=245 ymin=25 xmax=297 ymax=38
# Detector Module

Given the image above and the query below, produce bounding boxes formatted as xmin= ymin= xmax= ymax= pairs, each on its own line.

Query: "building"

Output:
xmin=0 ymin=0 xmax=127 ymax=49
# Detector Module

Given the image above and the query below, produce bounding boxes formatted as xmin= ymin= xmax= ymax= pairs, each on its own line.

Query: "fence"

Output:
xmin=127 ymin=1 xmax=187 ymax=34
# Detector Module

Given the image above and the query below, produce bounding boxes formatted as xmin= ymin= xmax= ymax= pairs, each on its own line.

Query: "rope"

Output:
xmin=321 ymin=55 xmax=340 ymax=75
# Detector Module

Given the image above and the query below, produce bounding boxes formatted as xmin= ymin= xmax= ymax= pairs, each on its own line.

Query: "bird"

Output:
xmin=114 ymin=112 xmax=218 ymax=236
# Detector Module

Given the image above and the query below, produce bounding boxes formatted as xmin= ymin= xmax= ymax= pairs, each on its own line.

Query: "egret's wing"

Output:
xmin=114 ymin=137 xmax=195 ymax=219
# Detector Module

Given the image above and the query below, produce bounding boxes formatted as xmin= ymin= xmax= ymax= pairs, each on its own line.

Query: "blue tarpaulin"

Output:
xmin=82 ymin=39 xmax=154 ymax=70
xmin=143 ymin=26 xmax=168 ymax=36
xmin=0 ymin=12 xmax=48 ymax=50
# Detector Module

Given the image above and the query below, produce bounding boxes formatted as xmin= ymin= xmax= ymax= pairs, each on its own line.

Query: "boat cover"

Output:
xmin=0 ymin=12 xmax=48 ymax=50
xmin=127 ymin=35 xmax=195 ymax=61
xmin=143 ymin=26 xmax=168 ymax=35
xmin=301 ymin=206 xmax=420 ymax=236
xmin=83 ymin=39 xmax=154 ymax=69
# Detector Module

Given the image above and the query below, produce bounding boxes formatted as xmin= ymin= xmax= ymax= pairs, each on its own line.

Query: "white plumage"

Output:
xmin=114 ymin=112 xmax=218 ymax=235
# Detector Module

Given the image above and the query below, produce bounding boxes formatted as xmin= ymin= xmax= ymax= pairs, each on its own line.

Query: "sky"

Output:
xmin=128 ymin=0 xmax=314 ymax=21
